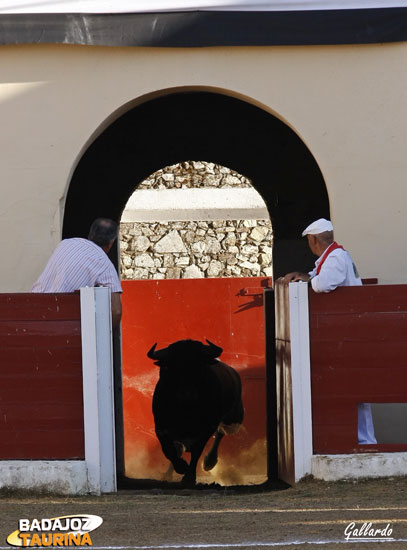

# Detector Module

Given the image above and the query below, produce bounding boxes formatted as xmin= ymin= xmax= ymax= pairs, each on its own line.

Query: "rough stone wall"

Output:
xmin=137 ymin=160 xmax=252 ymax=189
xmin=120 ymin=161 xmax=273 ymax=280
xmin=120 ymin=219 xmax=273 ymax=280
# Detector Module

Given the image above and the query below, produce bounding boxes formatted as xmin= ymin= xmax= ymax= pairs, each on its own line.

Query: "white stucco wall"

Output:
xmin=0 ymin=42 xmax=406 ymax=291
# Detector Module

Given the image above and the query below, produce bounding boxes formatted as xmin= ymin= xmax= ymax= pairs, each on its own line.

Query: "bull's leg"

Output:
xmin=156 ymin=431 xmax=188 ymax=475
xmin=182 ymin=432 xmax=213 ymax=486
xmin=203 ymin=430 xmax=224 ymax=471
xmin=163 ymin=442 xmax=184 ymax=481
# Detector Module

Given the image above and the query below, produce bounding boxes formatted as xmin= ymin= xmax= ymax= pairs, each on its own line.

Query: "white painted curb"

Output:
xmin=312 ymin=452 xmax=407 ymax=481
xmin=0 ymin=461 xmax=88 ymax=495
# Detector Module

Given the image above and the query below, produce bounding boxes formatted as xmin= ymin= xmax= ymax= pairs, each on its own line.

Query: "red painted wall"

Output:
xmin=310 ymin=285 xmax=407 ymax=454
xmin=121 ymin=277 xmax=270 ymax=484
xmin=0 ymin=294 xmax=84 ymax=459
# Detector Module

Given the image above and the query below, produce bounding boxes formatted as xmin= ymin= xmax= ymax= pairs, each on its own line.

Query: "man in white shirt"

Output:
xmin=32 ymin=218 xmax=122 ymax=328
xmin=283 ymin=218 xmax=362 ymax=291
xmin=283 ymin=218 xmax=376 ymax=445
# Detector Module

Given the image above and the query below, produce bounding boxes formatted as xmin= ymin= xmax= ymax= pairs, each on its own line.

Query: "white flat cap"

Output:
xmin=302 ymin=218 xmax=333 ymax=236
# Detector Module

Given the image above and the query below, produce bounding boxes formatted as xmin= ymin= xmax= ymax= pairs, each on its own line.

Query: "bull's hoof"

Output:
xmin=173 ymin=457 xmax=188 ymax=475
xmin=181 ymin=471 xmax=196 ymax=486
xmin=203 ymin=452 xmax=218 ymax=471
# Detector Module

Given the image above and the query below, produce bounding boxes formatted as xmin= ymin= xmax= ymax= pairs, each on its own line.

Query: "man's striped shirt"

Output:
xmin=31 ymin=238 xmax=122 ymax=293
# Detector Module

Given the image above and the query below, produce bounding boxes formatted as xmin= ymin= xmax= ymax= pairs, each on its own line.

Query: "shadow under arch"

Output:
xmin=63 ymin=90 xmax=329 ymax=278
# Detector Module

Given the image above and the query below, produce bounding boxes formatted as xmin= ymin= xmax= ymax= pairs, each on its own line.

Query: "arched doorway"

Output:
xmin=63 ymin=91 xmax=329 ymax=278
xmin=63 ymin=90 xmax=330 ymax=486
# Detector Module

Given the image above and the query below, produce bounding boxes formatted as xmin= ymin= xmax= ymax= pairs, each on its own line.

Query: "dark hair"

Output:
xmin=88 ymin=218 xmax=118 ymax=247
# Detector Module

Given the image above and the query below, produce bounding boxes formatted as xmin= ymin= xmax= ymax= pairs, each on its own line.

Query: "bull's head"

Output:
xmin=147 ymin=339 xmax=223 ymax=365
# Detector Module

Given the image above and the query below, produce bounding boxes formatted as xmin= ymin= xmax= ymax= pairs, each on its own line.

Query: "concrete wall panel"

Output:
xmin=0 ymin=43 xmax=406 ymax=289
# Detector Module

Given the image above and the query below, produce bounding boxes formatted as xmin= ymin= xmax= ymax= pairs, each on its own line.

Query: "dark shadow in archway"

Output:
xmin=64 ymin=92 xmax=329 ymax=277
xmin=63 ymin=91 xmax=330 ymax=488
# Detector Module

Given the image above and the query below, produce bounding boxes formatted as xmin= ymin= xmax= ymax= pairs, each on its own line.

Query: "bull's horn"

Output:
xmin=147 ymin=343 xmax=169 ymax=360
xmin=147 ymin=343 xmax=158 ymax=359
xmin=205 ymin=339 xmax=223 ymax=358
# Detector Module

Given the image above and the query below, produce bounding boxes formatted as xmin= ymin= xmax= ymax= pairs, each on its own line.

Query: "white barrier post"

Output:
xmin=80 ymin=286 xmax=117 ymax=494
xmin=289 ymin=281 xmax=313 ymax=481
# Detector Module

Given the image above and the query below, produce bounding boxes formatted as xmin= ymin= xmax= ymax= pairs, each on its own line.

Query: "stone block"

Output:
xmin=226 ymin=255 xmax=238 ymax=266
xmin=223 ymin=174 xmax=242 ymax=186
xmin=249 ymin=227 xmax=268 ymax=242
xmin=242 ymin=244 xmax=259 ymax=255
xmin=133 ymin=268 xmax=149 ymax=279
xmin=224 ymin=234 xmax=237 ymax=246
xmin=155 ymin=230 xmax=187 ymax=253
xmin=134 ymin=236 xmax=151 ymax=253
xmin=163 ymin=254 xmax=175 ymax=268
xmin=134 ymin=254 xmax=155 ymax=268
xmin=205 ymin=238 xmax=221 ymax=255
xmin=183 ymin=264 xmax=204 ymax=279
xmin=191 ymin=241 xmax=205 ymax=256
xmin=122 ymin=255 xmax=132 ymax=268
xmin=260 ymin=253 xmax=272 ymax=266
xmin=176 ymin=256 xmax=190 ymax=266
xmin=262 ymin=267 xmax=274 ymax=277
xmin=261 ymin=245 xmax=273 ymax=255
xmin=166 ymin=267 xmax=182 ymax=279
xmin=207 ymin=260 xmax=223 ymax=277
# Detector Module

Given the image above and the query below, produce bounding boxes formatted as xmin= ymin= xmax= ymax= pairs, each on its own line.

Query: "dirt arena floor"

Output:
xmin=1 ymin=477 xmax=407 ymax=549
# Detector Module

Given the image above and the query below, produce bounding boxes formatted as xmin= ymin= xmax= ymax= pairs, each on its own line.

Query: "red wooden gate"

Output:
xmin=121 ymin=277 xmax=270 ymax=485
xmin=310 ymin=285 xmax=407 ymax=454
xmin=0 ymin=293 xmax=84 ymax=459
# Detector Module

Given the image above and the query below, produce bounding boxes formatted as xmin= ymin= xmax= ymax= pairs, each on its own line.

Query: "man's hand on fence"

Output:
xmin=279 ymin=272 xmax=311 ymax=284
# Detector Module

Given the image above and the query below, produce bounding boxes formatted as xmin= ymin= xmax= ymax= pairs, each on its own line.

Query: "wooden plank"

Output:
xmin=310 ymin=313 xmax=407 ymax=341
xmin=0 ymin=348 xmax=82 ymax=374
xmin=309 ymin=285 xmax=407 ymax=314
xmin=0 ymin=383 xmax=83 ymax=403
xmin=310 ymin=284 xmax=407 ymax=454
xmin=0 ymin=293 xmax=84 ymax=459
xmin=0 ymin=404 xmax=84 ymax=427
xmin=310 ymin=340 xmax=407 ymax=369
xmin=313 ymin=424 xmax=357 ymax=453
xmin=0 ymin=321 xmax=81 ymax=348
xmin=0 ymin=293 xmax=80 ymax=321
xmin=311 ymin=367 xmax=407 ymax=397
xmin=0 ymin=430 xmax=84 ymax=459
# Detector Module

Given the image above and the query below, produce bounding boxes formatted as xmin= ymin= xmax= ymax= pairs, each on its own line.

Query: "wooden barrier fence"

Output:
xmin=309 ymin=285 xmax=407 ymax=454
xmin=0 ymin=293 xmax=84 ymax=459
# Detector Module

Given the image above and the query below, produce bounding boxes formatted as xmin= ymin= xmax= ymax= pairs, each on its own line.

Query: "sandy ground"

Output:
xmin=1 ymin=477 xmax=407 ymax=549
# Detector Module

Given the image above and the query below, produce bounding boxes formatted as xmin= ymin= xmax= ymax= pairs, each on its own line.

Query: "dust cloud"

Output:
xmin=125 ymin=438 xmax=268 ymax=486
xmin=203 ymin=438 xmax=267 ymax=486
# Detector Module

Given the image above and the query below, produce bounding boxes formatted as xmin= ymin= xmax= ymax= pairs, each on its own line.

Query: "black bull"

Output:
xmin=148 ymin=339 xmax=244 ymax=485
